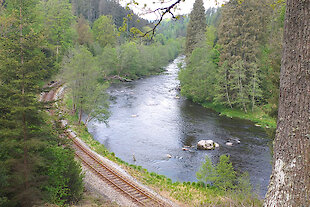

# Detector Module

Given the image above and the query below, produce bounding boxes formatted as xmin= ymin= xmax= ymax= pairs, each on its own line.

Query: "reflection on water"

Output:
xmin=88 ymin=56 xmax=272 ymax=197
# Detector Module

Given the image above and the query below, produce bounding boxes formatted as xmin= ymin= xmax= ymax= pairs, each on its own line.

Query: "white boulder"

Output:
xmin=197 ymin=140 xmax=216 ymax=150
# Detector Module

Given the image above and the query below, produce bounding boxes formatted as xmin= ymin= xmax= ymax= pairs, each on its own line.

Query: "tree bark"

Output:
xmin=264 ymin=0 xmax=310 ymax=206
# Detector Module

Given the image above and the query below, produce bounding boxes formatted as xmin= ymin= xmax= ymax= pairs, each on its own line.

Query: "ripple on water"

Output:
xmin=88 ymin=56 xmax=272 ymax=197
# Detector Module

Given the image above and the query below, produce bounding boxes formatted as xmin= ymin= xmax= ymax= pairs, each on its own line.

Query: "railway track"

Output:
xmin=43 ymin=82 xmax=171 ymax=207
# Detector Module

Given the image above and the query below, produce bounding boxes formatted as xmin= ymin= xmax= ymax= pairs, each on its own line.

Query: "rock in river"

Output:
xmin=197 ymin=140 xmax=218 ymax=150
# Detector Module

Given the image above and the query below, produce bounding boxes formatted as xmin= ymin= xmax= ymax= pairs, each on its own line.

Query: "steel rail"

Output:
xmin=75 ymin=152 xmax=147 ymax=206
xmin=44 ymin=83 xmax=169 ymax=207
xmin=71 ymin=136 xmax=167 ymax=207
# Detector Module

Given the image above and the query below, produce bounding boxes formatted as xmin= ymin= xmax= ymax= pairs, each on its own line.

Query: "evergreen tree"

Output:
xmin=217 ymin=0 xmax=271 ymax=111
xmin=185 ymin=0 xmax=206 ymax=55
xmin=180 ymin=17 xmax=219 ymax=104
xmin=0 ymin=1 xmax=83 ymax=205
xmin=71 ymin=0 xmax=150 ymax=30
xmin=0 ymin=0 xmax=51 ymax=204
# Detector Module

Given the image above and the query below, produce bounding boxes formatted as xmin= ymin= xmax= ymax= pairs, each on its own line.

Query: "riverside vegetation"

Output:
xmin=179 ymin=0 xmax=284 ymax=129
xmin=62 ymin=93 xmax=262 ymax=207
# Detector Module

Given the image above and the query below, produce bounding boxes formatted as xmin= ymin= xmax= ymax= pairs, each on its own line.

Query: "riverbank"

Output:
xmin=60 ymin=88 xmax=263 ymax=207
xmin=199 ymin=102 xmax=277 ymax=129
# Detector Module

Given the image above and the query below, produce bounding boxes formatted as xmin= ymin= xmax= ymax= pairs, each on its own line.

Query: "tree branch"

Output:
xmin=140 ymin=0 xmax=182 ymax=38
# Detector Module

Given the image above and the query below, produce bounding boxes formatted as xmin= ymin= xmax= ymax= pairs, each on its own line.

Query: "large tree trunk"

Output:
xmin=264 ymin=0 xmax=310 ymax=206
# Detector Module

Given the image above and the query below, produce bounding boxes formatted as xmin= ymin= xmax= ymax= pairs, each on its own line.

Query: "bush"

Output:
xmin=214 ymin=155 xmax=237 ymax=190
xmin=196 ymin=154 xmax=251 ymax=192
xmin=42 ymin=146 xmax=83 ymax=205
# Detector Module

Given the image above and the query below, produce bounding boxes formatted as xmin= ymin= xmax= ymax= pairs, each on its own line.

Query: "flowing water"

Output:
xmin=88 ymin=56 xmax=272 ymax=197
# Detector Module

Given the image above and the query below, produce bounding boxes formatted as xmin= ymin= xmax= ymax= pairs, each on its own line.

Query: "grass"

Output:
xmin=202 ymin=102 xmax=277 ymax=129
xmin=57 ymin=92 xmax=263 ymax=207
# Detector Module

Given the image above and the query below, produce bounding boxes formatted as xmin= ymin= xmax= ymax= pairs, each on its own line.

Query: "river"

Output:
xmin=88 ymin=56 xmax=272 ymax=197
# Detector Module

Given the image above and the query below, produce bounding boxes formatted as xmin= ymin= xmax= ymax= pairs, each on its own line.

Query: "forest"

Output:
xmin=0 ymin=0 xmax=309 ymax=206
xmin=0 ymin=0 xmax=182 ymax=205
xmin=180 ymin=0 xmax=284 ymax=126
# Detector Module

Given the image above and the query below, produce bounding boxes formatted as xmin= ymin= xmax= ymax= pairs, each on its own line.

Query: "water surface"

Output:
xmin=88 ymin=57 xmax=271 ymax=197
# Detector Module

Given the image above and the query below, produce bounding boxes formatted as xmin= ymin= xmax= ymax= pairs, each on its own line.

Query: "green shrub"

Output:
xmin=215 ymin=155 xmax=237 ymax=190
xmin=196 ymin=154 xmax=251 ymax=192
xmin=42 ymin=146 xmax=83 ymax=205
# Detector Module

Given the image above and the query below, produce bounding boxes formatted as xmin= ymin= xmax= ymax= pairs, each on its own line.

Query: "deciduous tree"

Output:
xmin=62 ymin=46 xmax=110 ymax=125
xmin=92 ymin=15 xmax=117 ymax=47
xmin=40 ymin=0 xmax=75 ymax=60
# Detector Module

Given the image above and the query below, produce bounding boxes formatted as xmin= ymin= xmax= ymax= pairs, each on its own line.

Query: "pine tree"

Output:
xmin=217 ymin=0 xmax=271 ymax=111
xmin=0 ymin=0 xmax=52 ymax=205
xmin=185 ymin=0 xmax=206 ymax=55
xmin=0 ymin=1 xmax=83 ymax=205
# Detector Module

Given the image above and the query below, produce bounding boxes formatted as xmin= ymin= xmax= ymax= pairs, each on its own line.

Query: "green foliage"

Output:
xmin=179 ymin=0 xmax=280 ymax=127
xmin=0 ymin=0 xmax=54 ymax=204
xmin=197 ymin=155 xmax=252 ymax=192
xmin=196 ymin=155 xmax=217 ymax=184
xmin=92 ymin=15 xmax=117 ymax=47
xmin=216 ymin=0 xmax=272 ymax=112
xmin=62 ymin=45 xmax=110 ymax=125
xmin=42 ymin=146 xmax=83 ymax=205
xmin=75 ymin=15 xmax=93 ymax=46
xmin=40 ymin=0 xmax=76 ymax=60
xmin=179 ymin=46 xmax=217 ymax=103
xmin=157 ymin=17 xmax=189 ymax=40
xmin=185 ymin=0 xmax=207 ymax=55
xmin=214 ymin=155 xmax=237 ymax=191
xmin=206 ymin=7 xmax=221 ymax=27
xmin=71 ymin=0 xmax=149 ymax=30
xmin=0 ymin=162 xmax=8 ymax=207
xmin=98 ymin=38 xmax=183 ymax=80
xmin=1 ymin=1 xmax=84 ymax=204
xmin=97 ymin=46 xmax=118 ymax=76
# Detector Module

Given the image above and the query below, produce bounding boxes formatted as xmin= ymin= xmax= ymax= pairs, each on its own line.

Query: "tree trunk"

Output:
xmin=264 ymin=0 xmax=310 ymax=206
